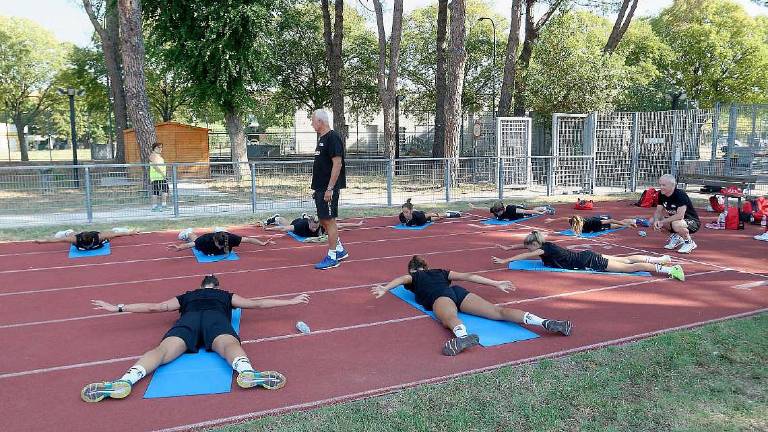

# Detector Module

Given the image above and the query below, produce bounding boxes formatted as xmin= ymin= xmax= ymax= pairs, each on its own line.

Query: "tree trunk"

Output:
xmin=373 ymin=0 xmax=404 ymax=159
xmin=603 ymin=0 xmax=639 ymax=54
xmin=13 ymin=116 xmax=29 ymax=162
xmin=513 ymin=0 xmax=566 ymax=116
xmin=321 ymin=0 xmax=347 ymax=138
xmin=432 ymin=0 xmax=448 ymax=158
xmin=118 ymin=0 xmax=156 ymax=164
xmin=444 ymin=0 xmax=467 ymax=161
xmin=224 ymin=107 xmax=248 ymax=179
xmin=497 ymin=0 xmax=522 ymax=117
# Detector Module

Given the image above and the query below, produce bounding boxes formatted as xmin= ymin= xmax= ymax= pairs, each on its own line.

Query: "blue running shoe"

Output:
xmin=314 ymin=255 xmax=339 ymax=270
xmin=336 ymin=249 xmax=349 ymax=260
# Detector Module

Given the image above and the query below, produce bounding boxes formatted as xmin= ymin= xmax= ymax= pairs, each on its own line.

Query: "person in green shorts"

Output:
xmin=149 ymin=142 xmax=169 ymax=211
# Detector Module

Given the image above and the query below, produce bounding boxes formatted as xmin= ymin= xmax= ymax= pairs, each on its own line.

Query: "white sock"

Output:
xmin=119 ymin=365 xmax=146 ymax=385
xmin=335 ymin=239 xmax=344 ymax=252
xmin=327 ymin=249 xmax=337 ymax=260
xmin=645 ymin=256 xmax=666 ymax=264
xmin=656 ymin=264 xmax=672 ymax=275
xmin=452 ymin=324 xmax=468 ymax=338
xmin=231 ymin=356 xmax=253 ymax=373
xmin=523 ymin=312 xmax=545 ymax=327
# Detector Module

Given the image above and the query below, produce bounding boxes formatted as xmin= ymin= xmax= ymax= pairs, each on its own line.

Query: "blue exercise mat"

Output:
xmin=392 ymin=222 xmax=433 ymax=230
xmin=482 ymin=214 xmax=543 ymax=226
xmin=390 ymin=285 xmax=538 ymax=347
xmin=558 ymin=227 xmax=626 ymax=237
xmin=192 ymin=248 xmax=240 ymax=263
xmin=287 ymin=231 xmax=309 ymax=242
xmin=144 ymin=308 xmax=242 ymax=398
xmin=68 ymin=242 xmax=111 ymax=258
xmin=508 ymin=259 xmax=651 ymax=276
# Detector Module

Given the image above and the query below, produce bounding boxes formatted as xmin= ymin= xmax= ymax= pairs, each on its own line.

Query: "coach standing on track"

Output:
xmin=310 ymin=109 xmax=348 ymax=270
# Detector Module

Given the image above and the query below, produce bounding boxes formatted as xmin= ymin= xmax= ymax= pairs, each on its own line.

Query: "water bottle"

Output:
xmin=638 ymin=230 xmax=647 ymax=237
xmin=762 ymin=214 xmax=767 ymax=231
xmin=296 ymin=321 xmax=311 ymax=334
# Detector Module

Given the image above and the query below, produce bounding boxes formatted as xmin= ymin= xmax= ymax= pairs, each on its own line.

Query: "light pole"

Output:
xmin=57 ymin=87 xmax=84 ymax=185
xmin=478 ymin=17 xmax=497 ymax=118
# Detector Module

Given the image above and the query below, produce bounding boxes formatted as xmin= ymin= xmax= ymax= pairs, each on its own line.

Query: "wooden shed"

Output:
xmin=124 ymin=122 xmax=209 ymax=176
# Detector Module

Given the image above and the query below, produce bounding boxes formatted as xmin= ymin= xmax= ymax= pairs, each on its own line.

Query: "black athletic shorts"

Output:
xmin=313 ymin=189 xmax=340 ymax=219
xmin=420 ymin=285 xmax=470 ymax=311
xmin=163 ymin=310 xmax=239 ymax=353
xmin=152 ymin=179 xmax=169 ymax=196
xmin=576 ymin=250 xmax=609 ymax=272
xmin=684 ymin=218 xmax=700 ymax=234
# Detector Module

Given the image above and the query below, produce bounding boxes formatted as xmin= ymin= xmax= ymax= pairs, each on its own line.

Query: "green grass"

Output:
xmin=210 ymin=313 xmax=768 ymax=432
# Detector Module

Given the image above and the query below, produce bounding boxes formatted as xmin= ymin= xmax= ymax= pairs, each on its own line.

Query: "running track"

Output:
xmin=0 ymin=201 xmax=766 ymax=431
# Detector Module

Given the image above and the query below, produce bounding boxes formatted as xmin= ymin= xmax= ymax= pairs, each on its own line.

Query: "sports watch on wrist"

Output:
xmin=117 ymin=304 xmax=125 ymax=313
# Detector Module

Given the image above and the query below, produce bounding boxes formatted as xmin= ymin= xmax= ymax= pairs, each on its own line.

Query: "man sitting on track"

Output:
xmin=371 ymin=255 xmax=572 ymax=356
xmin=81 ymin=275 xmax=309 ymax=402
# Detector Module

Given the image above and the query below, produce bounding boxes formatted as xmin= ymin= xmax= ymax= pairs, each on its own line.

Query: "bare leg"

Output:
xmin=212 ymin=334 xmax=286 ymax=390
xmin=425 ymin=212 xmax=443 ymax=220
xmin=671 ymin=219 xmax=691 ymax=241
xmin=132 ymin=336 xmax=188 ymax=375
xmin=605 ymin=259 xmax=656 ymax=273
xmin=211 ymin=334 xmax=247 ymax=365
xmin=321 ymin=218 xmax=339 ymax=253
xmin=432 ymin=297 xmax=464 ymax=330
xmin=187 ymin=232 xmax=198 ymax=242
xmin=161 ymin=192 xmax=168 ymax=207
xmin=602 ymin=254 xmax=670 ymax=264
xmin=458 ymin=293 xmax=526 ymax=323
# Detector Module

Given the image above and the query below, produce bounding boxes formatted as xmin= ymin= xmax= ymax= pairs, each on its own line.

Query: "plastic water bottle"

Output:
xmin=762 ymin=214 xmax=767 ymax=232
xmin=638 ymin=230 xmax=647 ymax=237
xmin=296 ymin=321 xmax=311 ymax=334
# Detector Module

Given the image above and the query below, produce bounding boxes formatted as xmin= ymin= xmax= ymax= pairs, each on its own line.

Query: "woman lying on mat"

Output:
xmin=169 ymin=229 xmax=274 ymax=255
xmin=255 ymin=213 xmax=364 ymax=240
xmin=469 ymin=201 xmax=554 ymax=221
xmin=399 ymin=198 xmax=461 ymax=227
xmin=81 ymin=275 xmax=310 ymax=402
xmin=491 ymin=231 xmax=685 ymax=281
xmin=371 ymin=255 xmax=572 ymax=356
xmin=34 ymin=228 xmax=139 ymax=250
xmin=568 ymin=214 xmax=641 ymax=236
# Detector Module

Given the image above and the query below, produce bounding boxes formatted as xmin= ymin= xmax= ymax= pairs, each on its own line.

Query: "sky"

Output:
xmin=1 ymin=0 xmax=767 ymax=48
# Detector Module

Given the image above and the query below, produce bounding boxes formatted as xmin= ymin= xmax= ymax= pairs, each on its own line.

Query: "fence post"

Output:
xmin=630 ymin=112 xmax=639 ymax=192
xmin=585 ymin=112 xmax=597 ymax=194
xmin=711 ymin=102 xmax=720 ymax=161
xmin=444 ymin=158 xmax=452 ymax=203
xmin=171 ymin=164 xmax=179 ymax=217
xmin=548 ymin=114 xmax=558 ymax=196
xmin=726 ymin=104 xmax=737 ymax=175
xmin=250 ymin=162 xmax=257 ymax=213
xmin=750 ymin=104 xmax=758 ymax=149
xmin=497 ymin=157 xmax=504 ymax=200
xmin=84 ymin=166 xmax=93 ymax=223
xmin=671 ymin=110 xmax=681 ymax=177
xmin=386 ymin=159 xmax=393 ymax=207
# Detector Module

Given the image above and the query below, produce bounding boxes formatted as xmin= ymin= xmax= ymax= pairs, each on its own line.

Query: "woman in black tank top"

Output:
xmin=255 ymin=213 xmax=364 ymax=241
xmin=372 ymin=255 xmax=573 ymax=357
xmin=492 ymin=231 xmax=685 ymax=281
xmin=399 ymin=198 xmax=461 ymax=226
xmin=568 ymin=214 xmax=639 ymax=236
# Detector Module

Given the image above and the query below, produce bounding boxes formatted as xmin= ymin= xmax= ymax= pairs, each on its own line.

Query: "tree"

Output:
xmin=513 ymin=0 xmax=568 ymax=115
xmin=82 ymin=0 xmax=129 ymax=162
xmin=118 ymin=0 xmax=157 ymax=163
xmin=604 ymin=0 xmax=639 ymax=54
xmin=0 ymin=17 xmax=66 ymax=161
xmin=433 ymin=0 xmax=448 ymax=157
xmin=144 ymin=41 xmax=193 ymax=122
xmin=372 ymin=0 xmax=405 ymax=159
xmin=144 ymin=0 xmax=287 ymax=176
xmin=321 ymin=0 xmax=347 ymax=137
xmin=651 ymin=0 xmax=768 ymax=108
xmin=444 ymin=0 xmax=467 ymax=160
xmin=497 ymin=0 xmax=522 ymax=117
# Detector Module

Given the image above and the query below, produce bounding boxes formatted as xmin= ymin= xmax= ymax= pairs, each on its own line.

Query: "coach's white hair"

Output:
xmin=313 ymin=109 xmax=331 ymax=126
xmin=659 ymin=174 xmax=676 ymax=185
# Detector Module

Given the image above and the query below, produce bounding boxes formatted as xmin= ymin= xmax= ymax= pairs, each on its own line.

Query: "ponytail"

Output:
xmin=569 ymin=215 xmax=584 ymax=236
xmin=407 ymin=255 xmax=428 ymax=273
xmin=402 ymin=198 xmax=413 ymax=210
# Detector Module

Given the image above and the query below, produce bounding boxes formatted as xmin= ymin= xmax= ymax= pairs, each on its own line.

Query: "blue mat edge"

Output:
xmin=68 ymin=242 xmax=111 ymax=258
xmin=507 ymin=259 xmax=651 ymax=276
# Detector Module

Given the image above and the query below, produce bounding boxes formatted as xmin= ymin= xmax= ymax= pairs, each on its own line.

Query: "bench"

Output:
xmin=678 ymin=173 xmax=758 ymax=209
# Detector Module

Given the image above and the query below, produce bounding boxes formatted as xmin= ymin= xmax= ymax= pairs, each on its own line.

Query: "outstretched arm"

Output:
xmin=167 ymin=242 xmax=195 ymax=251
xmin=371 ymin=274 xmax=413 ymax=298
xmin=496 ymin=243 xmax=526 ymax=251
xmin=448 ymin=271 xmax=516 ymax=293
xmin=100 ymin=230 xmax=140 ymax=241
xmin=91 ymin=297 xmax=180 ymax=313
xmin=337 ymin=219 xmax=365 ymax=228
xmin=240 ymin=236 xmax=276 ymax=246
xmin=232 ymin=293 xmax=310 ymax=309
xmin=35 ymin=235 xmax=76 ymax=244
xmin=492 ymin=249 xmax=544 ymax=265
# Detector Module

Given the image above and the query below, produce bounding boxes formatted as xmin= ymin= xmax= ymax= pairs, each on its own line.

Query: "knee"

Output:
xmin=671 ymin=220 xmax=686 ymax=231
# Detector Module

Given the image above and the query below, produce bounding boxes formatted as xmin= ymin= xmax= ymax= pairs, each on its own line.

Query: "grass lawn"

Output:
xmin=210 ymin=313 xmax=767 ymax=432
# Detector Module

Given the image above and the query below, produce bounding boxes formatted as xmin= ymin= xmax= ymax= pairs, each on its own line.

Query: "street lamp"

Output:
xmin=478 ymin=17 xmax=497 ymax=118
xmin=57 ymin=87 xmax=85 ymax=185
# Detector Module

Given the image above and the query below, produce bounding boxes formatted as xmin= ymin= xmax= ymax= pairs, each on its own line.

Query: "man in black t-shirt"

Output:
xmin=80 ymin=275 xmax=309 ymax=403
xmin=310 ymin=109 xmax=348 ymax=270
xmin=650 ymin=174 xmax=700 ymax=254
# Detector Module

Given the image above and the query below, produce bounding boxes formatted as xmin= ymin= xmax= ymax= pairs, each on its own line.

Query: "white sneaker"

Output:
xmin=658 ymin=255 xmax=672 ymax=265
xmin=678 ymin=240 xmax=697 ymax=254
xmin=112 ymin=227 xmax=130 ymax=233
xmin=754 ymin=232 xmax=768 ymax=241
xmin=664 ymin=234 xmax=684 ymax=250
xmin=178 ymin=228 xmax=193 ymax=241
xmin=54 ymin=229 xmax=75 ymax=239
xmin=213 ymin=226 xmax=226 ymax=233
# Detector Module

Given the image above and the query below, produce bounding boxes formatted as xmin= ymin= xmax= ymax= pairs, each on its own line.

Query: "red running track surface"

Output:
xmin=0 ymin=202 xmax=766 ymax=431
